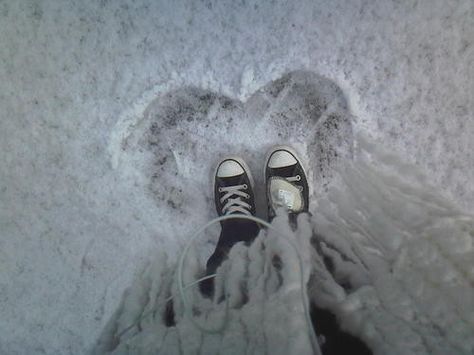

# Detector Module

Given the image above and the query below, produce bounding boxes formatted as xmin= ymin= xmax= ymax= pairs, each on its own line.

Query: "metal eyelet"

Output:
xmin=245 ymin=193 xmax=250 ymax=199
xmin=242 ymin=184 xmax=248 ymax=189
xmin=218 ymin=187 xmax=223 ymax=192
xmin=295 ymin=175 xmax=301 ymax=181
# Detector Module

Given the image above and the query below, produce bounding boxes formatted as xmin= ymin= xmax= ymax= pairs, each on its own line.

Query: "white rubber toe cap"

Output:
xmin=268 ymin=150 xmax=297 ymax=168
xmin=217 ymin=160 xmax=244 ymax=177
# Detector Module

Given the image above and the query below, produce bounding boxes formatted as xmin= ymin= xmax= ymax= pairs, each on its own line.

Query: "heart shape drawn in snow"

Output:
xmin=111 ymin=70 xmax=353 ymax=216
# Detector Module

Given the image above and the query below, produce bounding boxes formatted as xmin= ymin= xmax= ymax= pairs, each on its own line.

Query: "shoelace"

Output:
xmin=219 ymin=184 xmax=251 ymax=215
xmin=286 ymin=174 xmax=303 ymax=191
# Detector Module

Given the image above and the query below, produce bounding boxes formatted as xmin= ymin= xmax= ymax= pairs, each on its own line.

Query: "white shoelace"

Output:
xmin=286 ymin=174 xmax=303 ymax=191
xmin=219 ymin=184 xmax=251 ymax=215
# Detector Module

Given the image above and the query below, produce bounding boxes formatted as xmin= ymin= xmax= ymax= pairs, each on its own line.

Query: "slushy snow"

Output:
xmin=92 ymin=72 xmax=473 ymax=354
xmin=0 ymin=0 xmax=473 ymax=354
xmin=94 ymin=134 xmax=474 ymax=354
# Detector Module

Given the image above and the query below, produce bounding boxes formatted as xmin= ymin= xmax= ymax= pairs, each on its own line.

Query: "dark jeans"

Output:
xmin=200 ymin=219 xmax=260 ymax=297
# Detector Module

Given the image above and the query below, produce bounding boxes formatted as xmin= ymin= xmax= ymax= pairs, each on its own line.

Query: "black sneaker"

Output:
xmin=264 ymin=146 xmax=309 ymax=219
xmin=214 ymin=157 xmax=256 ymax=219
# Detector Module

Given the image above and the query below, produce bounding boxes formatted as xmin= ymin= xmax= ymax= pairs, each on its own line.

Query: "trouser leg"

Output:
xmin=200 ymin=219 xmax=260 ymax=297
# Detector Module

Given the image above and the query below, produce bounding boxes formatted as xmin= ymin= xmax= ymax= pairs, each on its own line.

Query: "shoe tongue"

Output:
xmin=268 ymin=164 xmax=297 ymax=178
xmin=268 ymin=177 xmax=304 ymax=213
xmin=220 ymin=174 xmax=245 ymax=188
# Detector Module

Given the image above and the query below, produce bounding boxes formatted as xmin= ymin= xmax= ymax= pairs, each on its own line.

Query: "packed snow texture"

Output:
xmin=1 ymin=0 xmax=473 ymax=354
xmin=93 ymin=72 xmax=474 ymax=354
xmin=94 ymin=70 xmax=349 ymax=354
xmin=93 ymin=135 xmax=474 ymax=354
xmin=94 ymin=213 xmax=318 ymax=355
xmin=109 ymin=71 xmax=352 ymax=226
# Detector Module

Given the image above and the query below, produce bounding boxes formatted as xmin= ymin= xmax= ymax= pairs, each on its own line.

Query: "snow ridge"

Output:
xmin=96 ymin=135 xmax=474 ymax=355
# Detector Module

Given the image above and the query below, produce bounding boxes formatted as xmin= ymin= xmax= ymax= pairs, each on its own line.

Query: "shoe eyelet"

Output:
xmin=242 ymin=184 xmax=248 ymax=190
xmin=295 ymin=175 xmax=301 ymax=181
xmin=246 ymin=193 xmax=250 ymax=199
xmin=218 ymin=187 xmax=223 ymax=192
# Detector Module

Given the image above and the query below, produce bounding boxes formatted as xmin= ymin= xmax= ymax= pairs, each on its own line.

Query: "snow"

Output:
xmin=0 ymin=0 xmax=473 ymax=354
xmin=311 ymin=137 xmax=474 ymax=354
xmin=92 ymin=136 xmax=474 ymax=354
xmin=94 ymin=213 xmax=317 ymax=355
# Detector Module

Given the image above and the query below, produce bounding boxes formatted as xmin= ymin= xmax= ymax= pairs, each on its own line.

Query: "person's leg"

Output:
xmin=200 ymin=147 xmax=309 ymax=297
xmin=200 ymin=157 xmax=258 ymax=297
xmin=200 ymin=219 xmax=259 ymax=297
xmin=206 ymin=219 xmax=260 ymax=275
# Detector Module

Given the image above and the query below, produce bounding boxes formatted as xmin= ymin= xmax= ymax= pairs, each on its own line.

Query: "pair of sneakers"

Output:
xmin=214 ymin=146 xmax=309 ymax=220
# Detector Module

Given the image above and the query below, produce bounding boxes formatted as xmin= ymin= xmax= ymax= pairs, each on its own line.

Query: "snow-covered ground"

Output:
xmin=92 ymin=135 xmax=474 ymax=354
xmin=1 ymin=0 xmax=473 ymax=354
